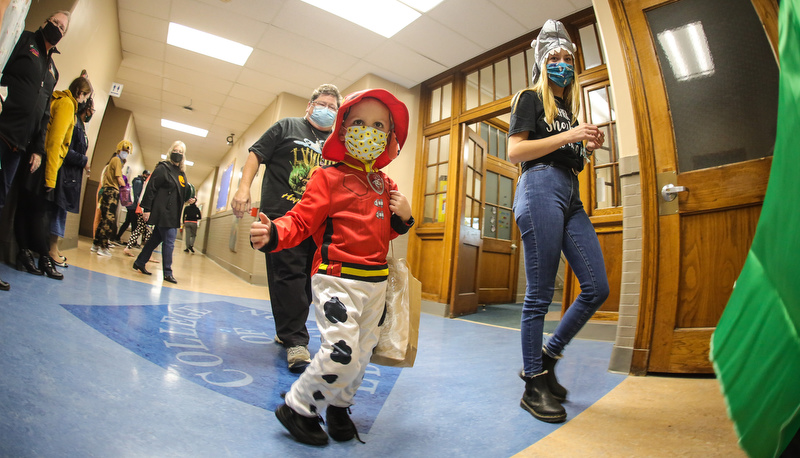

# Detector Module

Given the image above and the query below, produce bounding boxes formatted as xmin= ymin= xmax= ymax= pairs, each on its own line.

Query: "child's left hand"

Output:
xmin=389 ymin=190 xmax=412 ymax=223
xmin=250 ymin=212 xmax=272 ymax=250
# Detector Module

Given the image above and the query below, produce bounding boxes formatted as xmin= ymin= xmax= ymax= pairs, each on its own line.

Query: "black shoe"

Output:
xmin=520 ymin=371 xmax=567 ymax=423
xmin=39 ymin=255 xmax=64 ymax=280
xmin=184 ymin=249 xmax=190 ymax=252
xmin=164 ymin=275 xmax=177 ymax=284
xmin=189 ymin=247 xmax=195 ymax=253
xmin=275 ymin=404 xmax=328 ymax=446
xmin=16 ymin=249 xmax=43 ymax=276
xmin=326 ymin=406 xmax=364 ymax=443
xmin=541 ymin=350 xmax=568 ymax=401
xmin=132 ymin=262 xmax=151 ymax=275
xmin=0 ymin=277 xmax=9 ymax=291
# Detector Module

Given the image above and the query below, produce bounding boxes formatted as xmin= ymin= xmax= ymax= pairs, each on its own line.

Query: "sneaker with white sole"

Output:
xmin=97 ymin=247 xmax=112 ymax=257
xmin=286 ymin=345 xmax=311 ymax=373
xmin=90 ymin=244 xmax=99 ymax=253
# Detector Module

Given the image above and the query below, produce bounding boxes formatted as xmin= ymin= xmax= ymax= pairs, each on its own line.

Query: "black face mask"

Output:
xmin=42 ymin=21 xmax=63 ymax=46
xmin=170 ymin=152 xmax=183 ymax=163
xmin=83 ymin=113 xmax=92 ymax=123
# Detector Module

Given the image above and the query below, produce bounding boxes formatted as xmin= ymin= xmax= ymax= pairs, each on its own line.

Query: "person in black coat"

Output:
xmin=49 ymin=96 xmax=94 ymax=266
xmin=132 ymin=141 xmax=192 ymax=284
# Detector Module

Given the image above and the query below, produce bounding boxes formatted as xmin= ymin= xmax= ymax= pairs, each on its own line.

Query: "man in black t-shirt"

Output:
xmin=232 ymin=84 xmax=342 ymax=372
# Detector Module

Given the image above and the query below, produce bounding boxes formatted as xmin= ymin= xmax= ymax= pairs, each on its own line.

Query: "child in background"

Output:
xmin=250 ymin=88 xmax=414 ymax=446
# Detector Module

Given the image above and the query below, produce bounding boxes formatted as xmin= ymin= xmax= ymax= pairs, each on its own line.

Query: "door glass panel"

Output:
xmin=441 ymin=82 xmax=452 ymax=119
xmin=439 ymin=135 xmax=450 ymax=162
xmin=497 ymin=208 xmax=512 ymax=240
xmin=430 ymin=87 xmax=441 ymax=122
xmin=499 ymin=175 xmax=513 ymax=207
xmin=427 ymin=137 xmax=438 ymax=165
xmin=466 ymin=71 xmax=479 ymax=110
xmin=425 ymin=166 xmax=437 ymax=194
xmin=588 ymin=87 xmax=611 ymax=124
xmin=424 ymin=195 xmax=435 ymax=222
xmin=594 ymin=125 xmax=612 ymax=165
xmin=595 ymin=167 xmax=615 ymax=209
xmin=646 ymin=0 xmax=777 ymax=172
xmin=483 ymin=206 xmax=497 ymax=238
xmin=579 ymin=24 xmax=603 ymax=70
xmin=485 ymin=172 xmax=498 ymax=204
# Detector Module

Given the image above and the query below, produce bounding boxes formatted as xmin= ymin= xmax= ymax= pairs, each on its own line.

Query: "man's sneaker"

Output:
xmin=90 ymin=244 xmax=99 ymax=253
xmin=275 ymin=403 xmax=328 ymax=446
xmin=326 ymin=406 xmax=364 ymax=443
xmin=286 ymin=345 xmax=311 ymax=373
xmin=97 ymin=247 xmax=112 ymax=257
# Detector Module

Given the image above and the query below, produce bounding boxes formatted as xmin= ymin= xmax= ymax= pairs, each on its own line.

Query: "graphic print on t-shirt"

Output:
xmin=283 ymin=138 xmax=329 ymax=204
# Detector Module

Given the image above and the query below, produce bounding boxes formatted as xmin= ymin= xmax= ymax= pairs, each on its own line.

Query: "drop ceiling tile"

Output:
xmin=120 ymin=52 xmax=165 ymax=77
xmin=119 ymin=9 xmax=169 ymax=41
xmin=363 ymin=41 xmax=447 ymax=84
xmin=487 ymin=0 xmax=583 ymax=30
xmin=192 ymin=0 xmax=286 ymax=24
xmin=120 ymin=32 xmax=166 ymax=61
xmin=118 ymin=0 xmax=170 ymax=20
xmin=427 ymin=0 xmax=527 ymax=49
xmin=254 ymin=26 xmax=360 ymax=76
xmin=228 ymin=83 xmax=277 ymax=106
xmin=392 ymin=15 xmax=484 ymax=68
xmin=164 ymin=46 xmax=244 ymax=81
xmin=163 ymin=63 xmax=235 ymax=94
xmin=116 ymin=66 xmax=163 ymax=90
xmin=170 ymin=0 xmax=268 ymax=47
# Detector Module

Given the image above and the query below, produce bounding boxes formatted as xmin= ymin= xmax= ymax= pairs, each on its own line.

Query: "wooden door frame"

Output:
xmin=608 ymin=0 xmax=779 ymax=374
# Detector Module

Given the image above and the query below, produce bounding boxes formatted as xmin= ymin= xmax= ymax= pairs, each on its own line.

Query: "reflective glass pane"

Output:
xmin=588 ymin=88 xmax=611 ymax=125
xmin=473 ymin=173 xmax=482 ymax=201
xmin=466 ymin=168 xmax=474 ymax=197
xmin=466 ymin=72 xmax=479 ymax=110
xmin=430 ymin=87 xmax=441 ymax=122
xmin=463 ymin=197 xmax=472 ymax=226
xmin=488 ymin=127 xmax=497 ymax=158
xmin=498 ymin=208 xmax=512 ymax=240
xmin=595 ymin=167 xmax=614 ymax=209
xmin=436 ymin=172 xmax=448 ymax=193
xmin=424 ymin=195 xmax=435 ymax=222
xmin=485 ymin=171 xmax=498 ymax=205
xmin=483 ymin=205 xmax=496 ymax=238
xmin=441 ymin=83 xmax=452 ymax=119
xmin=495 ymin=60 xmax=510 ymax=99
xmin=510 ymin=52 xmax=528 ymax=94
xmin=480 ymin=123 xmax=489 ymax=144
xmin=440 ymin=163 xmax=449 ymax=188
xmin=427 ymin=137 xmax=438 ymax=165
xmin=525 ymin=48 xmax=536 ymax=86
xmin=480 ymin=66 xmax=493 ymax=105
xmin=426 ymin=165 xmax=437 ymax=194
xmin=594 ymin=125 xmax=612 ymax=165
xmin=499 ymin=175 xmax=513 ymax=207
xmin=498 ymin=131 xmax=507 ymax=161
xmin=440 ymin=135 xmax=450 ymax=162
xmin=472 ymin=200 xmax=481 ymax=230
xmin=608 ymin=84 xmax=616 ymax=121
xmin=436 ymin=192 xmax=446 ymax=222
xmin=646 ymin=0 xmax=777 ymax=172
xmin=579 ymin=25 xmax=603 ymax=69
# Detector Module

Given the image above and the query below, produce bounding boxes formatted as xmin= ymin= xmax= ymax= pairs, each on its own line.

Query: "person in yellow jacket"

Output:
xmin=13 ymin=74 xmax=92 ymax=280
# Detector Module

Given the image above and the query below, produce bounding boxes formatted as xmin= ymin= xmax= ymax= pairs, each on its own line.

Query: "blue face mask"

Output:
xmin=546 ymin=62 xmax=575 ymax=87
xmin=309 ymin=106 xmax=335 ymax=129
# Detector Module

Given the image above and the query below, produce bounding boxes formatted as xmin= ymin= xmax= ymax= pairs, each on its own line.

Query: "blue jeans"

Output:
xmin=513 ymin=164 xmax=609 ymax=376
xmin=136 ymin=226 xmax=177 ymax=277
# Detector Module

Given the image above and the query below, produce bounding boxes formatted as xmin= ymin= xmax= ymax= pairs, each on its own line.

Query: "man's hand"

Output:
xmin=29 ymin=153 xmax=42 ymax=173
xmin=388 ymin=190 xmax=412 ymax=223
xmin=142 ymin=211 xmax=150 ymax=222
xmin=232 ymin=189 xmax=250 ymax=218
xmin=250 ymin=212 xmax=272 ymax=250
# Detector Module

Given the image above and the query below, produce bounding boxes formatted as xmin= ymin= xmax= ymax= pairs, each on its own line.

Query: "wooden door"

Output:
xmin=617 ymin=0 xmax=778 ymax=373
xmin=449 ymin=127 xmax=486 ymax=317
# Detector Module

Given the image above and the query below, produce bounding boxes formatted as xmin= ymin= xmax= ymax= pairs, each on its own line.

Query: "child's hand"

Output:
xmin=389 ymin=190 xmax=412 ymax=223
xmin=250 ymin=212 xmax=272 ymax=250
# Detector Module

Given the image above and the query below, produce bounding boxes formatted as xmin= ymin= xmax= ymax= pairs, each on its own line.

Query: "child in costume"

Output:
xmin=250 ymin=88 xmax=414 ymax=446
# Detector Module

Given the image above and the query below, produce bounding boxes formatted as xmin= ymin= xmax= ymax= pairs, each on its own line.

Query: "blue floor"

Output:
xmin=0 ymin=264 xmax=625 ymax=457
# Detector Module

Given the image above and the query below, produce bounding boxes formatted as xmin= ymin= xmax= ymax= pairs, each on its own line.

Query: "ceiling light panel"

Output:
xmin=161 ymin=119 xmax=209 ymax=137
xmin=300 ymin=0 xmax=421 ymax=38
xmin=167 ymin=22 xmax=253 ymax=66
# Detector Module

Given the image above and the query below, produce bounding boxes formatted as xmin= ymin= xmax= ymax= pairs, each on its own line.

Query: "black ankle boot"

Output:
xmin=17 ymin=249 xmax=43 ymax=275
xmin=39 ymin=255 xmax=64 ymax=280
xmin=520 ymin=371 xmax=567 ymax=423
xmin=542 ymin=350 xmax=568 ymax=401
xmin=326 ymin=406 xmax=364 ymax=443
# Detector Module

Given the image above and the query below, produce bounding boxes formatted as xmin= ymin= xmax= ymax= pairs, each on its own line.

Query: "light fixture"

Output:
xmin=161 ymin=119 xmax=208 ymax=138
xmin=301 ymin=0 xmax=421 ymax=38
xmin=227 ymin=133 xmax=234 ymax=146
xmin=167 ymin=22 xmax=253 ymax=66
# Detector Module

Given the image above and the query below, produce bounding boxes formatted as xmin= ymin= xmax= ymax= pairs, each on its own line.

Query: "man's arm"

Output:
xmin=231 ymin=151 xmax=261 ymax=218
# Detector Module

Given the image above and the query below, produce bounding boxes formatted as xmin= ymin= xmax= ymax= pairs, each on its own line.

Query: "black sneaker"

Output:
xmin=275 ymin=404 xmax=328 ymax=446
xmin=326 ymin=406 xmax=364 ymax=443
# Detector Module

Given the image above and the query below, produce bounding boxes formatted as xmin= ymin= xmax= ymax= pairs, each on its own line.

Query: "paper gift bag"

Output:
xmin=371 ymin=257 xmax=421 ymax=367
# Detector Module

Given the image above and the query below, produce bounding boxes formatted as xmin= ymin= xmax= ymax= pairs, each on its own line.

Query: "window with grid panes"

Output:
xmin=467 ymin=121 xmax=513 ymax=241
xmin=422 ymin=134 xmax=450 ymax=223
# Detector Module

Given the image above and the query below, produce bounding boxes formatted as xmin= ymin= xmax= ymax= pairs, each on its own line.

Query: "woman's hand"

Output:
xmin=250 ymin=212 xmax=272 ymax=250
xmin=586 ymin=127 xmax=606 ymax=152
xmin=570 ymin=123 xmax=602 ymax=144
xmin=29 ymin=153 xmax=42 ymax=173
xmin=389 ymin=190 xmax=412 ymax=223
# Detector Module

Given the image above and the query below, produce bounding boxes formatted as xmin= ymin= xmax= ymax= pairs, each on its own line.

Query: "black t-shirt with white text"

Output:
xmin=508 ymin=90 xmax=584 ymax=173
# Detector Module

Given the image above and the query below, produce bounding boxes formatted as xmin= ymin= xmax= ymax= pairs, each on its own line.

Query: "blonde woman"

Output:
xmin=132 ymin=141 xmax=193 ymax=284
xmin=508 ymin=20 xmax=607 ymax=424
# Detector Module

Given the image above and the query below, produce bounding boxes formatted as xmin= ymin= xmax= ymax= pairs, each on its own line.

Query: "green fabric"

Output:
xmin=710 ymin=1 xmax=800 ymax=456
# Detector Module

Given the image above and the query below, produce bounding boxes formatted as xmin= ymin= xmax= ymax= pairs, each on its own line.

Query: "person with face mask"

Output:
xmin=507 ymin=19 xmax=608 ymax=424
xmin=132 ymin=141 xmax=193 ymax=285
xmin=249 ymin=88 xmax=414 ymax=446
xmin=12 ymin=74 xmax=91 ymax=280
xmin=92 ymin=140 xmax=130 ymax=257
xmin=231 ymin=83 xmax=342 ymax=373
xmin=0 ymin=10 xmax=69 ymax=291
xmin=49 ymin=91 xmax=94 ymax=267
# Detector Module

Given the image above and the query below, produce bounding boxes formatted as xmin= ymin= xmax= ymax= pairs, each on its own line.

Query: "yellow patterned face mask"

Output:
xmin=344 ymin=126 xmax=388 ymax=161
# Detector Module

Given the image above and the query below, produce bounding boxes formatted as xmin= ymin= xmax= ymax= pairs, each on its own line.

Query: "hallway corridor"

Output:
xmin=0 ymin=238 xmax=742 ymax=457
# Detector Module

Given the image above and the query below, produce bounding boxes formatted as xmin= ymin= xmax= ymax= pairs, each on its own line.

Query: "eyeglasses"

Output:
xmin=310 ymin=100 xmax=338 ymax=112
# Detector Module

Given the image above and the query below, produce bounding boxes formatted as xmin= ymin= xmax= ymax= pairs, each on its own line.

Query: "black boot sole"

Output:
xmin=520 ymin=399 xmax=567 ymax=423
xmin=275 ymin=404 xmax=328 ymax=446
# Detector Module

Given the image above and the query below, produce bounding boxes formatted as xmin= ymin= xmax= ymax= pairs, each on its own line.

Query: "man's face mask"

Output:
xmin=309 ymin=105 xmax=336 ymax=129
xmin=42 ymin=20 xmax=63 ymax=46
xmin=546 ymin=62 xmax=575 ymax=88
xmin=344 ymin=126 xmax=387 ymax=162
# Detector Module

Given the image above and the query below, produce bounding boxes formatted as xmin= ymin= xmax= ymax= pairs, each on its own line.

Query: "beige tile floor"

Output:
xmin=64 ymin=237 xmax=745 ymax=457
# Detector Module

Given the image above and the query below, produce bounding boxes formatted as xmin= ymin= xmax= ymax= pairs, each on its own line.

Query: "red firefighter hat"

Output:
xmin=322 ymin=88 xmax=409 ymax=170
